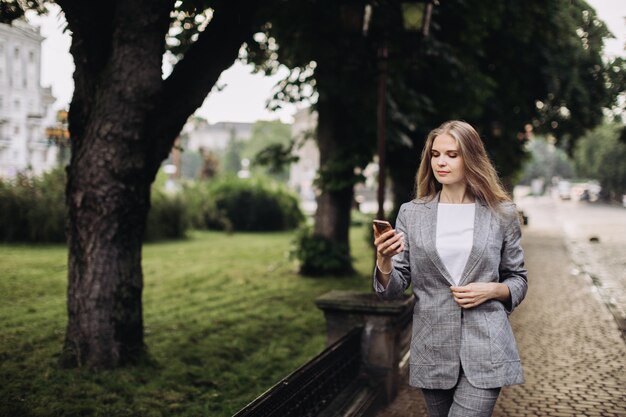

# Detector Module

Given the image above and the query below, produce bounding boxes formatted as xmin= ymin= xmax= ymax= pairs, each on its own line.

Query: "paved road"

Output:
xmin=374 ymin=198 xmax=626 ymax=417
xmin=518 ymin=195 xmax=626 ymax=337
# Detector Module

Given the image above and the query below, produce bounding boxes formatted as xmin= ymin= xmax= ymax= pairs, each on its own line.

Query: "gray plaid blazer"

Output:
xmin=373 ymin=193 xmax=528 ymax=389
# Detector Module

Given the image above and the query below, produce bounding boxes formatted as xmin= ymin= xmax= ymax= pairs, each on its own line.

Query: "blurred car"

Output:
xmin=571 ymin=180 xmax=601 ymax=202
xmin=557 ymin=180 xmax=571 ymax=200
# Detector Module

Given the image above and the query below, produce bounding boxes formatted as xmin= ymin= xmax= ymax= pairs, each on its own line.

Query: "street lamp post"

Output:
xmin=338 ymin=1 xmax=436 ymax=221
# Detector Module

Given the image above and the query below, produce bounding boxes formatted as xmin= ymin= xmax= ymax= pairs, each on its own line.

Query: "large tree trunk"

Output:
xmin=313 ymin=98 xmax=354 ymax=246
xmin=62 ymin=143 xmax=151 ymax=368
xmin=59 ymin=1 xmax=168 ymax=368
xmin=310 ymin=90 xmax=356 ymax=275
xmin=56 ymin=0 xmax=261 ymax=368
xmin=308 ymin=46 xmax=376 ymax=275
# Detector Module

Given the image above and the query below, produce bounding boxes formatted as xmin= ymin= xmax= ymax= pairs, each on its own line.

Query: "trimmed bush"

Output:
xmin=0 ymin=168 xmax=189 ymax=243
xmin=182 ymin=181 xmax=232 ymax=232
xmin=186 ymin=176 xmax=304 ymax=232
xmin=144 ymin=190 xmax=189 ymax=241
xmin=0 ymin=168 xmax=67 ymax=243
xmin=291 ymin=226 xmax=354 ymax=276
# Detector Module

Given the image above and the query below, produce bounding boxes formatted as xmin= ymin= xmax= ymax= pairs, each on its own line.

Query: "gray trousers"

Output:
xmin=421 ymin=368 xmax=501 ymax=417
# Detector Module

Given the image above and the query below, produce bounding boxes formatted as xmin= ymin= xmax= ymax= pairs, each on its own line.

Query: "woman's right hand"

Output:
xmin=373 ymin=226 xmax=405 ymax=273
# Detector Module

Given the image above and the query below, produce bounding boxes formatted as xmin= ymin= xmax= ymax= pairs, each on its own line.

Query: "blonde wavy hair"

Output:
xmin=415 ymin=120 xmax=511 ymax=211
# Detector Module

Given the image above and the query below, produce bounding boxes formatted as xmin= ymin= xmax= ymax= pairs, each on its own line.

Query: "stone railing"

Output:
xmin=232 ymin=290 xmax=415 ymax=417
xmin=314 ymin=290 xmax=415 ymax=407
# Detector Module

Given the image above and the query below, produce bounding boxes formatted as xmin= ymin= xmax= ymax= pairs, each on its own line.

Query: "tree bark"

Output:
xmin=59 ymin=0 xmax=170 ymax=368
xmin=312 ymin=92 xmax=354 ymax=267
xmin=309 ymin=45 xmax=376 ymax=274
xmin=313 ymin=86 xmax=354 ymax=274
xmin=63 ymin=149 xmax=151 ymax=368
xmin=56 ymin=0 xmax=261 ymax=368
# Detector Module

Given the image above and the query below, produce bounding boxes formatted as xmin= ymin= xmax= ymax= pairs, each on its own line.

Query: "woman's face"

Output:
xmin=430 ymin=134 xmax=466 ymax=187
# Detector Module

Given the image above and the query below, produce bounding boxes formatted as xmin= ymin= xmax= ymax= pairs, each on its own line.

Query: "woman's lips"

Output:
xmin=436 ymin=171 xmax=449 ymax=175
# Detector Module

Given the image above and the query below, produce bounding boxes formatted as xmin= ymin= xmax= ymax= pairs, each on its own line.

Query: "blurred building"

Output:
xmin=288 ymin=107 xmax=387 ymax=215
xmin=0 ymin=20 xmax=57 ymax=178
xmin=288 ymin=107 xmax=319 ymax=215
xmin=184 ymin=118 xmax=254 ymax=152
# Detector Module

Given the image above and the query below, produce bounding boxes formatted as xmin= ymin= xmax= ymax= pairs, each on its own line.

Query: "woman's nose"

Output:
xmin=437 ymin=156 xmax=446 ymax=166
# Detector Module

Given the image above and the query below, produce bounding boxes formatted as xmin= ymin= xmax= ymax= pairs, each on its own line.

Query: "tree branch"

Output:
xmin=148 ymin=0 xmax=261 ymax=172
xmin=57 ymin=0 xmax=116 ymax=73
xmin=56 ymin=0 xmax=118 ymax=149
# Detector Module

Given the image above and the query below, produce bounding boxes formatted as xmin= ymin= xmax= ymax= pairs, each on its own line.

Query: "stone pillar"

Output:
xmin=315 ymin=290 xmax=415 ymax=404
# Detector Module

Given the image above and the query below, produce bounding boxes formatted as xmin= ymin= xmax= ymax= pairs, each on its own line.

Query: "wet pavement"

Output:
xmin=533 ymin=195 xmax=626 ymax=339
xmin=374 ymin=196 xmax=626 ymax=417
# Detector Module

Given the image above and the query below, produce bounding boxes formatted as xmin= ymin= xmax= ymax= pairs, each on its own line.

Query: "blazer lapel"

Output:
xmin=421 ymin=192 xmax=456 ymax=286
xmin=458 ymin=201 xmax=493 ymax=286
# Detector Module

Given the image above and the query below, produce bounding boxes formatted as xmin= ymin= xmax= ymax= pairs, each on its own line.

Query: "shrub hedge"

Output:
xmin=0 ymin=170 xmax=304 ymax=243
xmin=184 ymin=176 xmax=304 ymax=232
xmin=0 ymin=168 xmax=188 ymax=243
xmin=144 ymin=189 xmax=189 ymax=241
xmin=290 ymin=226 xmax=354 ymax=276
xmin=0 ymin=168 xmax=67 ymax=243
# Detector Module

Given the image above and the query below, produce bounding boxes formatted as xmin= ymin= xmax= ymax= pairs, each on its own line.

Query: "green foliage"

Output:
xmin=0 ymin=168 xmax=189 ymax=243
xmin=291 ymin=227 xmax=354 ymax=276
xmin=607 ymin=58 xmax=626 ymax=118
xmin=247 ymin=1 xmax=378 ymax=194
xmin=243 ymin=120 xmax=297 ymax=181
xmin=243 ymin=120 xmax=293 ymax=161
xmin=387 ymin=0 xmax=621 ymax=205
xmin=144 ymin=190 xmax=189 ymax=242
xmin=573 ymin=121 xmax=626 ymax=200
xmin=133 ymin=169 xmax=190 ymax=241
xmin=211 ymin=177 xmax=304 ymax=231
xmin=0 ymin=168 xmax=67 ymax=243
xmin=0 ymin=228 xmax=373 ymax=416
xmin=519 ymin=137 xmax=575 ymax=185
xmin=314 ymin=152 xmax=368 ymax=192
xmin=350 ymin=209 xmax=373 ymax=227
xmin=248 ymin=0 xmax=621 ymax=208
xmin=182 ymin=181 xmax=232 ymax=231
xmin=185 ymin=176 xmax=304 ymax=232
xmin=253 ymin=141 xmax=299 ymax=177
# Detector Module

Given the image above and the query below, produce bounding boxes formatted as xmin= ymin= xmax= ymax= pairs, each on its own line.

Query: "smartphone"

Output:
xmin=373 ymin=219 xmax=392 ymax=233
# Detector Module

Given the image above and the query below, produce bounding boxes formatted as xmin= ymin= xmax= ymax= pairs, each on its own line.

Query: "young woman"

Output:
xmin=373 ymin=120 xmax=528 ymax=417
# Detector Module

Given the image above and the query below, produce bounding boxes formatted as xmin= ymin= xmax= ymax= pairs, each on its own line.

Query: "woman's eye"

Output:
xmin=431 ymin=152 xmax=439 ymax=157
xmin=448 ymin=153 xmax=458 ymax=158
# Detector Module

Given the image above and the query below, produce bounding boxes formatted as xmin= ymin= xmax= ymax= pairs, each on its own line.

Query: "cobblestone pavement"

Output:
xmin=552 ymin=198 xmax=626 ymax=339
xmin=374 ymin=204 xmax=626 ymax=417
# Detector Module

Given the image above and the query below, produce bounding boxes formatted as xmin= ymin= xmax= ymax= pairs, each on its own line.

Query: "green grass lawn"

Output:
xmin=0 ymin=227 xmax=375 ymax=417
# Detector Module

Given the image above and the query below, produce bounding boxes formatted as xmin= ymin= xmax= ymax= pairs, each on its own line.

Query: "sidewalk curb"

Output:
xmin=563 ymin=238 xmax=626 ymax=343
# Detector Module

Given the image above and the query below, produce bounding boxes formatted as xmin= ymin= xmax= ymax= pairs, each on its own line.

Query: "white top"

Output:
xmin=436 ymin=203 xmax=475 ymax=285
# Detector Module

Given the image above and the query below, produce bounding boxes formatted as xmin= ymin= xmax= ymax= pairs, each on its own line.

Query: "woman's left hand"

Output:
xmin=450 ymin=282 xmax=501 ymax=309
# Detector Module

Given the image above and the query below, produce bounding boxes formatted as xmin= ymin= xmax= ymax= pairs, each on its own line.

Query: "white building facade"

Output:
xmin=0 ymin=20 xmax=57 ymax=178
xmin=185 ymin=119 xmax=254 ymax=152
xmin=288 ymin=108 xmax=319 ymax=214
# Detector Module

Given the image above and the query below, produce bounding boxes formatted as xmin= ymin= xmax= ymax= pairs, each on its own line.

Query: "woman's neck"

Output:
xmin=440 ymin=185 xmax=474 ymax=204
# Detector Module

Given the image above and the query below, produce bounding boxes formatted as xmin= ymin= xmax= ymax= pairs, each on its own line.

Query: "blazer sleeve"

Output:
xmin=372 ymin=204 xmax=412 ymax=299
xmin=499 ymin=208 xmax=528 ymax=314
